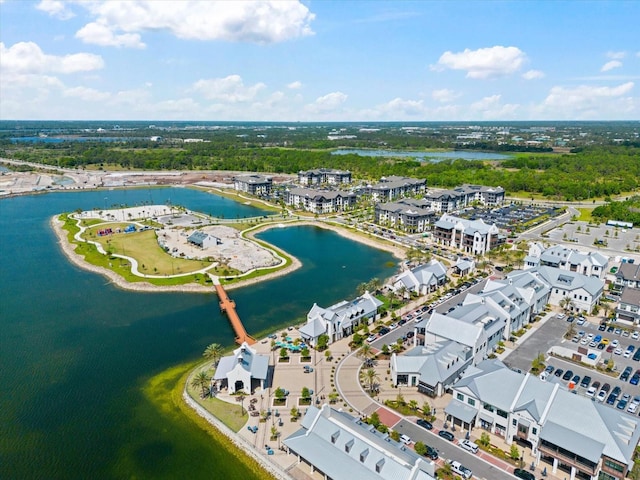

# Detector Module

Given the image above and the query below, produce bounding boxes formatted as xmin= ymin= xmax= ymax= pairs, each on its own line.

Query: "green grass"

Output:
xmin=576 ymin=208 xmax=594 ymax=222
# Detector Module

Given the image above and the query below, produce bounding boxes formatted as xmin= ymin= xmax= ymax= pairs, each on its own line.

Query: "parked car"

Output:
xmin=562 ymin=370 xmax=573 ymax=381
xmin=303 ymin=365 xmax=314 ymax=373
xmin=580 ymin=376 xmax=592 ymax=388
xmin=606 ymin=393 xmax=617 ymax=405
xmin=617 ymin=399 xmax=628 ymax=410
xmin=630 ymin=371 xmax=640 ymax=386
xmin=556 ymin=313 xmax=566 ymax=320
xmin=571 ymin=374 xmax=581 ymax=384
xmin=438 ymin=430 xmax=455 ymax=441
xmin=424 ymin=445 xmax=438 ymax=460
xmin=586 ymin=386 xmax=597 ymax=398
xmin=459 ymin=439 xmax=478 ymax=454
xmin=634 ymin=349 xmax=640 ymax=361
xmin=448 ymin=460 xmax=472 ymax=479
xmin=514 ymin=468 xmax=536 ymax=480
xmin=366 ymin=335 xmax=377 ymax=343
xmin=554 ymin=368 xmax=564 ymax=377
xmin=416 ymin=419 xmax=433 ymax=430
xmin=399 ymin=434 xmax=412 ymax=445
xmin=591 ymin=381 xmax=601 ymax=391
xmin=544 ymin=365 xmax=554 ymax=374
xmin=632 ymin=331 xmax=639 ymax=340
xmin=620 ymin=366 xmax=633 ymax=382
xmin=597 ymin=389 xmax=608 ymax=402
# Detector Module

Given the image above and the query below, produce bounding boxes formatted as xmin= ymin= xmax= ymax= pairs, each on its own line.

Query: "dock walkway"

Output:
xmin=214 ymin=283 xmax=256 ymax=345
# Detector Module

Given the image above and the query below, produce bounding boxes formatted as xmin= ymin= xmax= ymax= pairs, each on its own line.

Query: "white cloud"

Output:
xmin=305 ymin=91 xmax=348 ymax=113
xmin=36 ymin=0 xmax=75 ymax=20
xmin=76 ymin=22 xmax=145 ymax=49
xmin=469 ymin=94 xmax=520 ymax=119
xmin=191 ymin=75 xmax=266 ymax=102
xmin=432 ymin=46 xmax=527 ymax=79
xmin=606 ymin=51 xmax=626 ymax=60
xmin=63 ymin=86 xmax=111 ymax=102
xmin=0 ymin=41 xmax=104 ymax=76
xmin=601 ymin=60 xmax=623 ymax=72
xmin=431 ymin=88 xmax=461 ymax=103
xmin=538 ymin=82 xmax=635 ymax=119
xmin=74 ymin=0 xmax=315 ymax=47
xmin=287 ymin=81 xmax=302 ymax=89
xmin=522 ymin=69 xmax=545 ymax=80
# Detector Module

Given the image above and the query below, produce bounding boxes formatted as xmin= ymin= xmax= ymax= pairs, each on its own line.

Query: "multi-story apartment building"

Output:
xmin=366 ymin=176 xmax=426 ymax=202
xmin=233 ymin=174 xmax=272 ymax=197
xmin=284 ymin=187 xmax=357 ymax=214
xmin=433 ymin=213 xmax=504 ymax=255
xmin=374 ymin=198 xmax=436 ymax=233
xmin=298 ymin=168 xmax=352 ymax=186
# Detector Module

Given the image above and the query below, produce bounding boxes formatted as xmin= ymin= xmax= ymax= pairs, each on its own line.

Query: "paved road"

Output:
xmin=393 ymin=419 xmax=518 ymax=480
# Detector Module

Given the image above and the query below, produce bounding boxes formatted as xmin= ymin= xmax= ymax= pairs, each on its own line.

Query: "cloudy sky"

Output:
xmin=1 ymin=0 xmax=639 ymax=121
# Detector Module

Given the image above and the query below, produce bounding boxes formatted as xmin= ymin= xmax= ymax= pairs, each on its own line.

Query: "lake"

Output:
xmin=331 ymin=148 xmax=512 ymax=161
xmin=0 ymin=187 xmax=396 ymax=479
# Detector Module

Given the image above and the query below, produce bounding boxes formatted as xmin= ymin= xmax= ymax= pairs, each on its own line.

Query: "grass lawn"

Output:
xmin=575 ymin=208 xmax=594 ymax=222
xmin=84 ymin=226 xmax=212 ymax=275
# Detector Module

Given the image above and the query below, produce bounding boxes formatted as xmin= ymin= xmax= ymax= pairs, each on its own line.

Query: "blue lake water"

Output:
xmin=332 ymin=148 xmax=512 ymax=161
xmin=0 ymin=187 xmax=396 ymax=479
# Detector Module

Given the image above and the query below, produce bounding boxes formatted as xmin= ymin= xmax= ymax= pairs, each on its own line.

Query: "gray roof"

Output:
xmin=288 ymin=187 xmax=355 ymax=201
xmin=453 ymin=359 xmax=525 ymax=411
xmin=535 ymin=266 xmax=604 ymax=296
xmin=426 ymin=313 xmax=483 ymax=348
xmin=445 ymin=398 xmax=478 ymax=423
xmin=434 ymin=214 xmax=496 ymax=236
xmin=213 ymin=343 xmax=269 ymax=381
xmin=233 ymin=174 xmax=271 ymax=184
xmin=540 ymin=421 xmax=605 ymax=463
xmin=620 ymin=287 xmax=640 ymax=306
xmin=283 ymin=405 xmax=436 ymax=480
xmin=617 ymin=263 xmax=640 ymax=281
xmin=394 ymin=341 xmax=472 ymax=387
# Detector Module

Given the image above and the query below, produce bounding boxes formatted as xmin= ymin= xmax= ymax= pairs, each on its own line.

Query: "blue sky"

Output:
xmin=1 ymin=0 xmax=638 ymax=121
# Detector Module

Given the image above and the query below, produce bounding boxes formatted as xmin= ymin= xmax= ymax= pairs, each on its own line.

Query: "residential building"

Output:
xmin=433 ymin=214 xmax=504 ymax=255
xmin=299 ymin=292 xmax=383 ymax=346
xmin=374 ymin=198 xmax=436 ymax=233
xmin=284 ymin=187 xmax=357 ymax=214
xmin=366 ymin=176 xmax=426 ymax=202
xmin=524 ymin=244 xmax=609 ymax=279
xmin=298 ymin=168 xmax=352 ymax=186
xmin=233 ymin=174 xmax=272 ymax=197
xmin=616 ymin=287 xmax=640 ymax=325
xmin=423 ymin=184 xmax=505 ymax=213
xmin=391 ymin=260 xmax=447 ymax=296
xmin=615 ymin=262 xmax=640 ymax=289
xmin=283 ymin=404 xmax=437 ymax=480
xmin=448 ymin=359 xmax=640 ymax=480
xmin=213 ymin=342 xmax=269 ymax=394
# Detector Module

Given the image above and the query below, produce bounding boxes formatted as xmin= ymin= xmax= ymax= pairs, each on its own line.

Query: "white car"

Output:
xmin=449 ymin=460 xmax=472 ymax=479
xmin=399 ymin=434 xmax=412 ymax=445
xmin=577 ymin=318 xmax=586 ymax=326
xmin=628 ymin=403 xmax=638 ymax=414
xmin=597 ymin=390 xmax=607 ymax=402
xmin=556 ymin=313 xmax=566 ymax=320
xmin=586 ymin=386 xmax=597 ymax=398
xmin=459 ymin=439 xmax=479 ymax=454
xmin=580 ymin=338 xmax=588 ymax=345
xmin=366 ymin=335 xmax=377 ymax=343
xmin=587 ymin=333 xmax=594 ymax=339
xmin=612 ymin=339 xmax=619 ymax=347
xmin=632 ymin=332 xmax=639 ymax=340
xmin=614 ymin=348 xmax=623 ymax=355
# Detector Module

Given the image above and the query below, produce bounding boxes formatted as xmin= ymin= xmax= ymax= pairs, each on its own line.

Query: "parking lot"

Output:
xmin=546 ymin=221 xmax=640 ymax=256
xmin=504 ymin=315 xmax=640 ymax=415
xmin=459 ymin=204 xmax=563 ymax=232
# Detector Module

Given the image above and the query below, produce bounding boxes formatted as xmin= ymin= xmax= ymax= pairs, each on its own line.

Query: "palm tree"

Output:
xmin=191 ymin=371 xmax=210 ymax=398
xmin=363 ymin=368 xmax=379 ymax=394
xmin=203 ymin=343 xmax=223 ymax=366
xmin=237 ymin=392 xmax=246 ymax=415
xmin=559 ymin=296 xmax=575 ymax=315
xmin=358 ymin=343 xmax=375 ymax=367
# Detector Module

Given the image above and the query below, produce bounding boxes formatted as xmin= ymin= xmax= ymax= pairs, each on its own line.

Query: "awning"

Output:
xmin=518 ymin=418 xmax=531 ymax=427
xmin=478 ymin=412 xmax=494 ymax=424
xmin=445 ymin=398 xmax=477 ymax=424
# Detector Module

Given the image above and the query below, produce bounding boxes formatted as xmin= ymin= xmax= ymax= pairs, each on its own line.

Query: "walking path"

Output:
xmin=214 ymin=283 xmax=256 ymax=345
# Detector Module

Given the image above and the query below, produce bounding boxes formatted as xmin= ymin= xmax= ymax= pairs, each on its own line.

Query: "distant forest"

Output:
xmin=1 ymin=139 xmax=638 ymax=202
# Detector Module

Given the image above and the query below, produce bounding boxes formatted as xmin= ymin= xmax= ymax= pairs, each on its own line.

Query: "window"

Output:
xmin=468 ymin=398 xmax=476 ymax=406
xmin=483 ymin=403 xmax=494 ymax=412
xmin=345 ymin=439 xmax=354 ymax=453
xmin=457 ymin=393 xmax=464 ymax=401
xmin=512 ymin=419 xmax=517 ymax=426
xmin=331 ymin=431 xmax=340 ymax=444
xmin=375 ymin=459 xmax=385 ymax=473
xmin=497 ymin=409 xmax=508 ymax=418
xmin=360 ymin=449 xmax=369 ymax=463
xmin=603 ymin=459 xmax=625 ymax=473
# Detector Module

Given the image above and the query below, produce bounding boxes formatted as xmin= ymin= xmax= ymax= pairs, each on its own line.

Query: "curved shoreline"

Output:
xmin=51 ymin=214 xmax=405 ymax=294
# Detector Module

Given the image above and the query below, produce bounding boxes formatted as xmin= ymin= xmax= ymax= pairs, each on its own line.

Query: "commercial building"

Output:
xmin=391 ymin=260 xmax=448 ymax=297
xmin=448 ymin=359 xmax=640 ymax=480
xmin=283 ymin=404 xmax=437 ymax=480
xmin=213 ymin=342 xmax=269 ymax=394
xmin=187 ymin=231 xmax=221 ymax=248
xmin=299 ymin=292 xmax=383 ymax=346
xmin=525 ymin=244 xmax=609 ymax=279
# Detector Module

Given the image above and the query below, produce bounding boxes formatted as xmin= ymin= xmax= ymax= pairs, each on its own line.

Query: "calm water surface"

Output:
xmin=0 ymin=188 xmax=396 ymax=479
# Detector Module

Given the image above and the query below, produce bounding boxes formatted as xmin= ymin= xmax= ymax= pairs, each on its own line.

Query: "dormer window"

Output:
xmin=345 ymin=439 xmax=354 ymax=453
xmin=360 ymin=448 xmax=369 ymax=463
xmin=331 ymin=431 xmax=340 ymax=444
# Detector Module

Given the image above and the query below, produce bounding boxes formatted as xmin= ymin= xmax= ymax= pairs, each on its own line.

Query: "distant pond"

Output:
xmin=331 ymin=148 xmax=512 ymax=161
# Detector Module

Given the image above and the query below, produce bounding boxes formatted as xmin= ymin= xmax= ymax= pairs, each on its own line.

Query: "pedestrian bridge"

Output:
xmin=214 ymin=283 xmax=256 ymax=345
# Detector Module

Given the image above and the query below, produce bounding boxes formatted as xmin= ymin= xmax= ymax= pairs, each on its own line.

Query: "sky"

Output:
xmin=1 ymin=0 xmax=639 ymax=122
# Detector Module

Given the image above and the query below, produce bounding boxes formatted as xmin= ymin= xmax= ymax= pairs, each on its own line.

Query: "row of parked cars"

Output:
xmin=541 ymin=364 xmax=640 ymax=413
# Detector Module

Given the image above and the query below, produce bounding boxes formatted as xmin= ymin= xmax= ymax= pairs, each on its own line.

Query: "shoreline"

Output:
xmin=50 ymin=214 xmax=405 ymax=294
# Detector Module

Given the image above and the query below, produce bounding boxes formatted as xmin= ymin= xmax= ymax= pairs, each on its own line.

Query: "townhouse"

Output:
xmin=615 ymin=262 xmax=640 ymax=289
xmin=616 ymin=287 xmax=640 ymax=325
xmin=390 ymin=260 xmax=448 ymax=296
